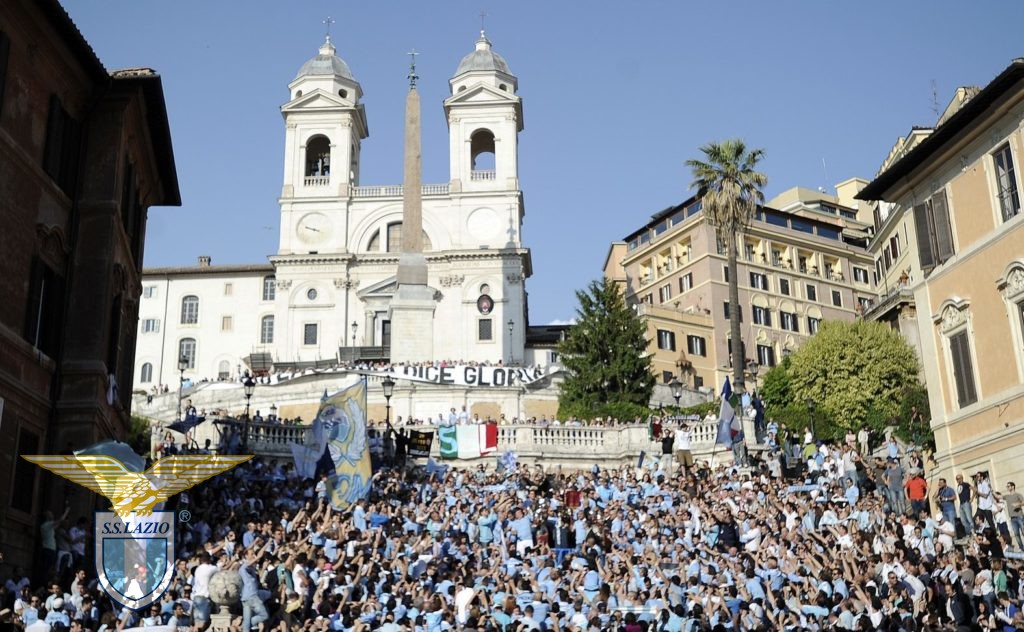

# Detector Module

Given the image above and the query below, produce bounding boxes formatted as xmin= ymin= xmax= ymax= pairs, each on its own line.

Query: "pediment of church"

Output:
xmin=444 ymin=83 xmax=520 ymax=106
xmin=357 ymin=276 xmax=398 ymax=299
xmin=281 ymin=89 xmax=354 ymax=113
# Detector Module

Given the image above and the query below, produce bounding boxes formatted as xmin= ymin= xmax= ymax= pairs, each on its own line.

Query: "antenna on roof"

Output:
xmin=930 ymin=79 xmax=941 ymax=119
xmin=820 ymin=158 xmax=831 ymax=195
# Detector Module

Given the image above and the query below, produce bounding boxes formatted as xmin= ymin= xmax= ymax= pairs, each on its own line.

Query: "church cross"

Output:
xmin=322 ymin=16 xmax=336 ymax=41
xmin=479 ymin=10 xmax=488 ymax=33
xmin=407 ymin=49 xmax=419 ymax=89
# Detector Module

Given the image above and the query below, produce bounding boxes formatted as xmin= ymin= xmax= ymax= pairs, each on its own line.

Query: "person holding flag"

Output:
xmin=713 ymin=377 xmax=746 ymax=467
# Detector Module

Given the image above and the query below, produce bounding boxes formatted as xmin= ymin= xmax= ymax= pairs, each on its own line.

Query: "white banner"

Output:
xmin=363 ymin=365 xmax=547 ymax=388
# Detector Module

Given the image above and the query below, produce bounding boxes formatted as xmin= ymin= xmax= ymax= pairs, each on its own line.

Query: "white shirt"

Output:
xmin=191 ymin=563 xmax=218 ymax=599
xmin=675 ymin=429 xmax=691 ymax=450
xmin=978 ymin=480 xmax=994 ymax=511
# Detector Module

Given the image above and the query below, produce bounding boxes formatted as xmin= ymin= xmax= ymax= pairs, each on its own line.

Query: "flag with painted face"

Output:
xmin=316 ymin=379 xmax=371 ymax=510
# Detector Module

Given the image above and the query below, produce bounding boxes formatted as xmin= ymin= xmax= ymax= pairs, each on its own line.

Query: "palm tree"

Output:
xmin=686 ymin=139 xmax=767 ymax=391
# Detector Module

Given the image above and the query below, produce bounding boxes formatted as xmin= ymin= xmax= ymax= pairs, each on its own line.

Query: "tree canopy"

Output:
xmin=557 ymin=279 xmax=654 ymax=420
xmin=686 ymin=139 xmax=767 ymax=388
xmin=760 ymin=320 xmax=927 ymax=440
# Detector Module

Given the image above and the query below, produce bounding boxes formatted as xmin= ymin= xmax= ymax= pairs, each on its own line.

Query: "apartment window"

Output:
xmin=889 ymin=236 xmax=900 ymax=261
xmin=883 ymin=246 xmax=892 ymax=271
xmin=260 ymin=315 xmax=275 ymax=344
xmin=771 ymin=249 xmax=782 ymax=267
xmin=716 ymin=236 xmax=728 ymax=255
xmin=807 ymin=316 xmax=821 ymax=334
xmin=140 ymin=363 xmax=153 ymax=383
xmin=43 ymin=95 xmax=82 ymax=195
xmin=752 ymin=306 xmax=772 ymax=327
xmin=141 ymin=318 xmax=160 ymax=333
xmin=994 ymin=143 xmax=1021 ymax=221
xmin=687 ymin=335 xmax=707 ymax=357
xmin=263 ymin=276 xmax=276 ymax=301
xmin=180 ymin=295 xmax=199 ymax=324
xmin=853 ymin=267 xmax=869 ymax=284
xmin=914 ymin=190 xmax=955 ymax=274
xmin=642 ymin=293 xmax=653 ymax=305
xmin=143 ymin=285 xmax=157 ymax=299
xmin=831 ymin=290 xmax=842 ymax=307
xmin=781 ymin=312 xmax=799 ymax=332
xmin=221 ymin=315 xmax=233 ymax=332
xmin=779 ymin=278 xmax=791 ymax=296
xmin=224 ymin=282 xmax=233 ymax=296
xmin=726 ymin=339 xmax=747 ymax=367
xmin=179 ymin=338 xmax=196 ymax=369
xmin=858 ymin=296 xmax=872 ymax=311
xmin=656 ymin=329 xmax=676 ymax=351
xmin=658 ymin=284 xmax=672 ymax=303
xmin=744 ymin=243 xmax=755 ymax=261
xmin=756 ymin=344 xmax=776 ymax=367
xmin=478 ymin=318 xmax=493 ymax=341
xmin=723 ymin=266 xmax=730 ymax=282
xmin=11 ymin=427 xmax=40 ymax=513
xmin=749 ymin=272 xmax=768 ymax=291
xmin=303 ymin=323 xmax=319 ymax=345
xmin=679 ymin=273 xmax=693 ymax=293
xmin=824 ymin=262 xmax=834 ymax=279
xmin=23 ymin=257 xmax=66 ymax=359
xmin=799 ymin=256 xmax=808 ymax=274
xmin=723 ymin=302 xmax=743 ymax=322
xmin=949 ymin=330 xmax=978 ymax=408
xmin=806 ymin=284 xmax=817 ymax=302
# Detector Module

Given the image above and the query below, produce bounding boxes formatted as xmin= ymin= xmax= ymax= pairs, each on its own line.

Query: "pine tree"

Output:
xmin=557 ymin=278 xmax=655 ymax=418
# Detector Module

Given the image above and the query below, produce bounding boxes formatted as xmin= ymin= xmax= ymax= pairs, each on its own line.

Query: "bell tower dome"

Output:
xmin=444 ymin=31 xmax=523 ymax=193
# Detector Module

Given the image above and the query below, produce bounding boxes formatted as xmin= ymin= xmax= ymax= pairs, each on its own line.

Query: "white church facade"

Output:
xmin=134 ymin=32 xmax=541 ymax=389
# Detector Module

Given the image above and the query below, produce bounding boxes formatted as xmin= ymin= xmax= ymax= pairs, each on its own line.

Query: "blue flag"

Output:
xmin=166 ymin=415 xmax=205 ymax=436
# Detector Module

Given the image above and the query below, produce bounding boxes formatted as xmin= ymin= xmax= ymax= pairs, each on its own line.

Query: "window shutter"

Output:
xmin=949 ymin=331 xmax=978 ymax=407
xmin=43 ymin=95 xmax=63 ymax=179
xmin=913 ymin=202 xmax=935 ymax=272
xmin=0 ymin=31 xmax=10 ymax=114
xmin=930 ymin=190 xmax=955 ymax=263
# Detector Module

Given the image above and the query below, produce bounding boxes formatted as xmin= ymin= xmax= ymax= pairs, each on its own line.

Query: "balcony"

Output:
xmin=338 ymin=346 xmax=390 ymax=363
xmin=860 ymin=284 xmax=915 ymax=321
xmin=304 ymin=176 xmax=330 ymax=187
xmin=350 ymin=184 xmax=450 ymax=198
xmin=470 ymin=169 xmax=496 ymax=181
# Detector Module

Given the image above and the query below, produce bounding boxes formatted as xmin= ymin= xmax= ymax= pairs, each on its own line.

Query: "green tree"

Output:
xmin=686 ymin=140 xmax=767 ymax=389
xmin=785 ymin=320 xmax=922 ymax=436
xmin=557 ymin=278 xmax=655 ymax=419
xmin=128 ymin=415 xmax=154 ymax=456
xmin=760 ymin=355 xmax=793 ymax=412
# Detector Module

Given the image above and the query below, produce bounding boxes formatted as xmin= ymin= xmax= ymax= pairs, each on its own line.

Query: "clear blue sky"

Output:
xmin=64 ymin=1 xmax=1024 ymax=325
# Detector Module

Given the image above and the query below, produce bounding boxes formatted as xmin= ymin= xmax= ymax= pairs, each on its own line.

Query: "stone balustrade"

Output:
xmin=350 ymin=183 xmax=449 ymax=198
xmin=303 ymin=175 xmax=330 ymax=187
xmin=197 ymin=419 xmax=744 ymax=469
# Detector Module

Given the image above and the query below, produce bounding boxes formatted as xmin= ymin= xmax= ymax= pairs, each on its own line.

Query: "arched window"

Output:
xmin=470 ymin=129 xmax=496 ymax=172
xmin=305 ymin=135 xmax=331 ymax=177
xmin=179 ymin=338 xmax=196 ymax=369
xmin=140 ymin=362 xmax=153 ymax=383
xmin=367 ymin=229 xmax=380 ymax=252
xmin=262 ymin=276 xmax=276 ymax=301
xmin=217 ymin=361 xmax=230 ymax=380
xmin=180 ymin=295 xmax=199 ymax=324
xmin=384 ymin=222 xmax=432 ymax=253
xmin=261 ymin=315 xmax=275 ymax=344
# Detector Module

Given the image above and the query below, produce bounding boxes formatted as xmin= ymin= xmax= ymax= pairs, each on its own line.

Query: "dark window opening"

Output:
xmin=11 ymin=427 xmax=40 ymax=513
xmin=470 ymin=129 xmax=496 ymax=171
xmin=23 ymin=256 xmax=66 ymax=359
xmin=43 ymin=95 xmax=82 ymax=195
xmin=305 ymin=135 xmax=331 ymax=177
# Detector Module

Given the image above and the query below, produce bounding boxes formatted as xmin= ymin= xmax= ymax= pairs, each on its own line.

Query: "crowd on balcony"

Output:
xmin=11 ymin=414 xmax=1024 ymax=632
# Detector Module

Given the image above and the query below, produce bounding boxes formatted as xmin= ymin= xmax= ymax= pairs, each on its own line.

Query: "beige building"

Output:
xmin=857 ymin=60 xmax=1024 ymax=485
xmin=605 ymin=186 xmax=877 ymax=393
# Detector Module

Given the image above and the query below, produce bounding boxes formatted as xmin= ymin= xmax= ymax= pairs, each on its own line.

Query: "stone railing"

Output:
xmin=203 ymin=420 xmax=746 ymax=469
xmin=304 ymin=175 xmax=330 ymax=187
xmin=470 ymin=170 xmax=495 ymax=181
xmin=350 ymin=183 xmax=449 ymax=198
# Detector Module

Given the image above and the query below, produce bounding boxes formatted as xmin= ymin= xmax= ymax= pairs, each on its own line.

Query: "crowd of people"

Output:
xmin=6 ymin=413 xmax=1024 ymax=632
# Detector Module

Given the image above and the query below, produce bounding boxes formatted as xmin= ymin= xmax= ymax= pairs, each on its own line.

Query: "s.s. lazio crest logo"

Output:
xmin=24 ymin=454 xmax=250 ymax=610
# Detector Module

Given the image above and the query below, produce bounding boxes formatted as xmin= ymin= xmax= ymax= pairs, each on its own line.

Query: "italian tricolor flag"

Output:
xmin=439 ymin=424 xmax=498 ymax=459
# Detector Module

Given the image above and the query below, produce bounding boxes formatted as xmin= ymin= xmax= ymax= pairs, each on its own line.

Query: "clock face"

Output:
xmin=296 ymin=213 xmax=331 ymax=244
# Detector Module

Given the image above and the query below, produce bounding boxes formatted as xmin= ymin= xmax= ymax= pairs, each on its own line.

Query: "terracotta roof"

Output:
xmin=858 ymin=59 xmax=1024 ymax=201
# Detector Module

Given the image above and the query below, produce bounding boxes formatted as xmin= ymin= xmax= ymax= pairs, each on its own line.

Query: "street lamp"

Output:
xmin=176 ymin=355 xmax=189 ymax=422
xmin=351 ymin=321 xmax=358 ymax=348
xmin=381 ymin=375 xmax=395 ymax=429
xmin=806 ymin=397 xmax=816 ymax=439
xmin=269 ymin=403 xmax=278 ymax=423
xmin=242 ymin=376 xmax=256 ymax=453
xmin=747 ymin=360 xmax=760 ymax=392
xmin=507 ymin=319 xmax=514 ymax=365
xmin=669 ymin=377 xmax=683 ymax=408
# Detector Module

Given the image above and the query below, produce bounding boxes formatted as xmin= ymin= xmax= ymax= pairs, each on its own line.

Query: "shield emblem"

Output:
xmin=95 ymin=511 xmax=175 ymax=610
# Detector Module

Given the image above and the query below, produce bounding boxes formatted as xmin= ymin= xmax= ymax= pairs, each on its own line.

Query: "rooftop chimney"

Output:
xmin=198 ymin=255 xmax=211 ymax=267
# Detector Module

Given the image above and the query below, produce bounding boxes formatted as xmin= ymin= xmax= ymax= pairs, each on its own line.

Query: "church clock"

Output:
xmin=296 ymin=213 xmax=331 ymax=245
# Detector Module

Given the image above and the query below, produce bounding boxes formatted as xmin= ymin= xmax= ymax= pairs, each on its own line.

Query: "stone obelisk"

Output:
xmin=389 ymin=52 xmax=435 ymax=362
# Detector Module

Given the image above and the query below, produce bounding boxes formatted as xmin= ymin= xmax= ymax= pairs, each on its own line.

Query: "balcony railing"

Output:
xmin=350 ymin=184 xmax=450 ymax=198
xmin=304 ymin=176 xmax=330 ymax=187
xmin=470 ymin=169 xmax=496 ymax=181
xmin=338 ymin=346 xmax=390 ymax=363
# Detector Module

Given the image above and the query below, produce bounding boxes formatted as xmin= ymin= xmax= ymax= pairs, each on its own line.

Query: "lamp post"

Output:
xmin=242 ymin=376 xmax=255 ymax=453
xmin=382 ymin=375 xmax=395 ymax=429
xmin=669 ymin=377 xmax=683 ymax=408
xmin=176 ymin=355 xmax=188 ymax=422
xmin=806 ymin=397 xmax=816 ymax=440
xmin=507 ymin=319 xmax=514 ymax=365
xmin=351 ymin=321 xmax=358 ymax=348
xmin=747 ymin=360 xmax=760 ymax=393
xmin=269 ymin=403 xmax=278 ymax=423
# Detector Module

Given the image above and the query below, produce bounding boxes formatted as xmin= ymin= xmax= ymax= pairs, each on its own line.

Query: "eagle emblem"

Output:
xmin=23 ymin=454 xmax=252 ymax=516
